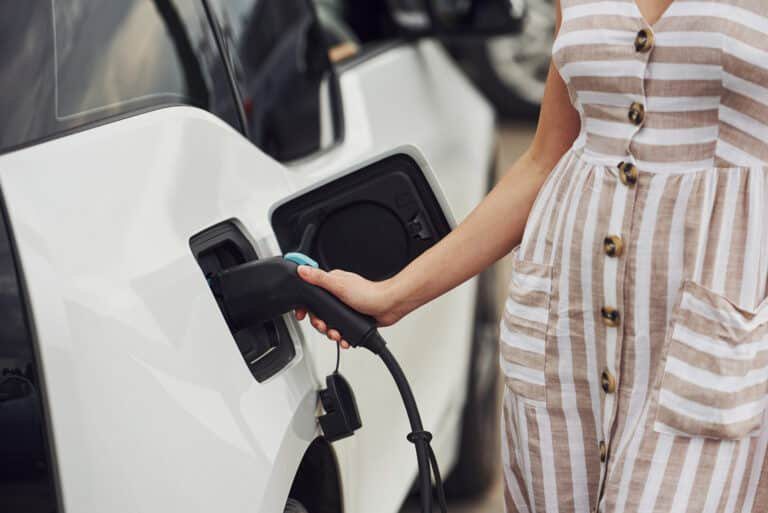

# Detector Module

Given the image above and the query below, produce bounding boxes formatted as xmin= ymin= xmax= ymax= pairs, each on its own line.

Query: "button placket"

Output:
xmin=595 ymin=22 xmax=655 ymax=512
xmin=595 ymin=175 xmax=632 ymax=508
xmin=596 ymin=188 xmax=634 ymax=513
xmin=624 ymin=24 xmax=654 ymax=166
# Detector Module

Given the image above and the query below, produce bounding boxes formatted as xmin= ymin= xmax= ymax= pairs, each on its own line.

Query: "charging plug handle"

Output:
xmin=210 ymin=257 xmax=384 ymax=354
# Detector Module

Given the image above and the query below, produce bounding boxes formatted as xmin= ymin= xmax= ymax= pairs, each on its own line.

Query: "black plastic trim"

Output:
xmin=288 ymin=438 xmax=343 ymax=513
xmin=304 ymin=0 xmax=346 ymax=147
xmin=0 ymin=188 xmax=63 ymax=513
xmin=190 ymin=219 xmax=297 ymax=383
xmin=199 ymin=0 xmax=249 ymax=137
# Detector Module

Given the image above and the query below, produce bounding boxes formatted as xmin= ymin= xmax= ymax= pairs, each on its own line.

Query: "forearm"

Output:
xmin=383 ymin=28 xmax=578 ymax=320
xmin=384 ymin=148 xmax=555 ymax=317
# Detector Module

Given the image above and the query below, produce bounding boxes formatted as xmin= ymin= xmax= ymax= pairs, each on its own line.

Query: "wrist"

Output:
xmin=379 ymin=274 xmax=417 ymax=324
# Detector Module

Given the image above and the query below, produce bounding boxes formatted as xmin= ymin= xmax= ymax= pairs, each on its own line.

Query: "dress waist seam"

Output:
xmin=570 ymin=147 xmax=768 ymax=175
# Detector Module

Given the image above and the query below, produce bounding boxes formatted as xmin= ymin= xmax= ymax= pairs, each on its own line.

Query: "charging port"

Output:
xmin=190 ymin=219 xmax=296 ymax=382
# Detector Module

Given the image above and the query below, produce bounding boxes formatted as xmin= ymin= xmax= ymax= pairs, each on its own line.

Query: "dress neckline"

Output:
xmin=632 ymin=0 xmax=675 ymax=28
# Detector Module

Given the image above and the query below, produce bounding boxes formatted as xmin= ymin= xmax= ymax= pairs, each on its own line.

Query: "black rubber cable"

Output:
xmin=370 ymin=333 xmax=447 ymax=513
xmin=335 ymin=339 xmax=341 ymax=373
xmin=297 ymin=223 xmax=318 ymax=255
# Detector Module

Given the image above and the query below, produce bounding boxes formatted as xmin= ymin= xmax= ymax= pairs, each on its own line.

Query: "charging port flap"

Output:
xmin=190 ymin=220 xmax=296 ymax=382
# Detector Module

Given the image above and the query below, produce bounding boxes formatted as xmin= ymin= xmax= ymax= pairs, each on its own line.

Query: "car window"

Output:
xmin=0 ymin=0 xmax=240 ymax=155
xmin=322 ymin=0 xmax=401 ymax=46
xmin=208 ymin=0 xmax=342 ymax=162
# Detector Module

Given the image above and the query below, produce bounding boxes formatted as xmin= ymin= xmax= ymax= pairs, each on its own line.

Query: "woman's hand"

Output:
xmin=294 ymin=266 xmax=404 ymax=348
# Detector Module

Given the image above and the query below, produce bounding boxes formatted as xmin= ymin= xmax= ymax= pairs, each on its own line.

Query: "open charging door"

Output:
xmin=271 ymin=151 xmax=454 ymax=278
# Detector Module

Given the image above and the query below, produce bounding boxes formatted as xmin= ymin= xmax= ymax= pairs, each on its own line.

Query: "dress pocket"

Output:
xmin=654 ymin=280 xmax=768 ymax=439
xmin=499 ymin=248 xmax=553 ymax=405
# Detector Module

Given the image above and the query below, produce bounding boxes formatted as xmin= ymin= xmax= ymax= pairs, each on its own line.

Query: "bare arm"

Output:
xmin=298 ymin=1 xmax=580 ymax=343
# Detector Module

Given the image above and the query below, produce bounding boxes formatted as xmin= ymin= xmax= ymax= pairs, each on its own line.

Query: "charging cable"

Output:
xmin=375 ymin=334 xmax=447 ymax=513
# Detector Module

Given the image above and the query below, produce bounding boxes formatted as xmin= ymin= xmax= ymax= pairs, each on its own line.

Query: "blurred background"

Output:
xmin=316 ymin=0 xmax=554 ymax=117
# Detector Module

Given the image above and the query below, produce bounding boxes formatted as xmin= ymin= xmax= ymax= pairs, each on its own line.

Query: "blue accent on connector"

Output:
xmin=284 ymin=252 xmax=319 ymax=268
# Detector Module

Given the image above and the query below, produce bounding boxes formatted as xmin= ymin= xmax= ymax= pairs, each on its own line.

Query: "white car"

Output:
xmin=0 ymin=1 xmax=510 ymax=512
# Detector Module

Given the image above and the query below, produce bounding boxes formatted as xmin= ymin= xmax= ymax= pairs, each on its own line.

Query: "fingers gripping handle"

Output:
xmin=210 ymin=257 xmax=385 ymax=353
xmin=292 ymin=273 xmax=384 ymax=352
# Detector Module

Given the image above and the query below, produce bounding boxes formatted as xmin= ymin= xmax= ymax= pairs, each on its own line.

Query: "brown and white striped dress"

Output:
xmin=500 ymin=1 xmax=768 ymax=512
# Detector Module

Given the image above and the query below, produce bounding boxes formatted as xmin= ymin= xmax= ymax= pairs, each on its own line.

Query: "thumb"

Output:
xmin=297 ymin=265 xmax=331 ymax=289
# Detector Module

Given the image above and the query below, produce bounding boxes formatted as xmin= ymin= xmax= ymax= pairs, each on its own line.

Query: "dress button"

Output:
xmin=604 ymin=235 xmax=624 ymax=257
xmin=601 ymin=369 xmax=617 ymax=394
xmin=628 ymin=102 xmax=645 ymax=125
xmin=634 ymin=29 xmax=654 ymax=52
xmin=617 ymin=161 xmax=638 ymax=187
xmin=599 ymin=440 xmax=608 ymax=462
xmin=601 ymin=306 xmax=620 ymax=327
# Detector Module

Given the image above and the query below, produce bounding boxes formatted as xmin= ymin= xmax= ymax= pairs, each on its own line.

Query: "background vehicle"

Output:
xmin=318 ymin=0 xmax=555 ymax=117
xmin=451 ymin=0 xmax=554 ymax=117
xmin=0 ymin=1 xmax=516 ymax=512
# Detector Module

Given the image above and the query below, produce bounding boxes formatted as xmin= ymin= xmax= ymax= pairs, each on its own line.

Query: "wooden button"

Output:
xmin=601 ymin=369 xmax=616 ymax=394
xmin=604 ymin=235 xmax=624 ymax=257
xmin=601 ymin=306 xmax=620 ymax=327
xmin=634 ymin=29 xmax=654 ymax=52
xmin=629 ymin=102 xmax=645 ymax=126
xmin=599 ymin=440 xmax=608 ymax=462
xmin=618 ymin=161 xmax=638 ymax=187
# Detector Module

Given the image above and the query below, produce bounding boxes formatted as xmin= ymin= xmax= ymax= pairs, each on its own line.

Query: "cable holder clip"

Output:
xmin=407 ymin=430 xmax=433 ymax=444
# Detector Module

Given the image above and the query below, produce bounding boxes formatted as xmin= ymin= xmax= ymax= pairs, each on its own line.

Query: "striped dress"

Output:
xmin=499 ymin=1 xmax=768 ymax=512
